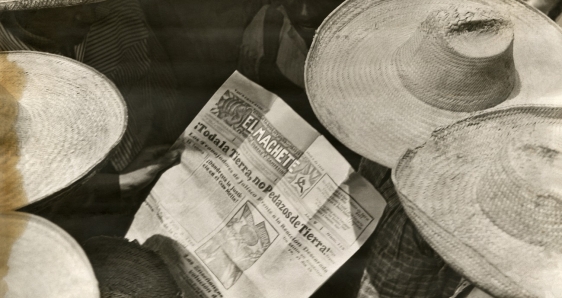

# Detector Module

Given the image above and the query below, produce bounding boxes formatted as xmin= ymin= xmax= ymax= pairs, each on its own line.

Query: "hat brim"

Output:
xmin=305 ymin=0 xmax=562 ymax=168
xmin=82 ymin=236 xmax=181 ymax=297
xmin=1 ymin=211 xmax=99 ymax=297
xmin=0 ymin=0 xmax=106 ymax=10
xmin=4 ymin=51 xmax=126 ymax=210
xmin=394 ymin=106 xmax=562 ymax=298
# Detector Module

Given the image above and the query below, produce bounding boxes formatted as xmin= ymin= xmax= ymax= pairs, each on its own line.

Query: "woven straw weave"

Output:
xmin=0 ymin=212 xmax=99 ymax=297
xmin=0 ymin=51 xmax=126 ymax=211
xmin=82 ymin=236 xmax=182 ymax=298
xmin=305 ymin=0 xmax=562 ymax=168
xmin=394 ymin=105 xmax=562 ymax=298
xmin=0 ymin=0 xmax=105 ymax=10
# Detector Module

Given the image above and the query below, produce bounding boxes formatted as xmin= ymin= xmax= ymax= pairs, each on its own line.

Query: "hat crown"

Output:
xmin=511 ymin=143 xmax=562 ymax=196
xmin=477 ymin=135 xmax=562 ymax=249
xmin=395 ymin=5 xmax=517 ymax=113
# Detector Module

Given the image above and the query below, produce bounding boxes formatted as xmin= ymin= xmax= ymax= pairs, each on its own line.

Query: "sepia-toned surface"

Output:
xmin=1 ymin=0 xmax=562 ymax=297
xmin=126 ymin=72 xmax=386 ymax=298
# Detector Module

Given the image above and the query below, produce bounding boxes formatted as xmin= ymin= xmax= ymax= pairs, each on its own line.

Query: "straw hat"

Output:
xmin=0 ymin=0 xmax=106 ymax=10
xmin=394 ymin=105 xmax=562 ymax=297
xmin=82 ymin=236 xmax=182 ymax=298
xmin=0 ymin=211 xmax=99 ymax=297
xmin=0 ymin=51 xmax=126 ymax=211
xmin=305 ymin=0 xmax=562 ymax=168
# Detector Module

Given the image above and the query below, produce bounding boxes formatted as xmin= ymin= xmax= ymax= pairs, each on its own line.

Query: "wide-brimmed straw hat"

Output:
xmin=305 ymin=0 xmax=562 ymax=168
xmin=82 ymin=236 xmax=182 ymax=298
xmin=0 ymin=0 xmax=106 ymax=10
xmin=0 ymin=51 xmax=126 ymax=211
xmin=394 ymin=105 xmax=562 ymax=297
xmin=0 ymin=211 xmax=99 ymax=297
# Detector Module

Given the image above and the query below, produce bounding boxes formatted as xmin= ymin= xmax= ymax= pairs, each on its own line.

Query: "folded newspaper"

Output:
xmin=126 ymin=72 xmax=386 ymax=298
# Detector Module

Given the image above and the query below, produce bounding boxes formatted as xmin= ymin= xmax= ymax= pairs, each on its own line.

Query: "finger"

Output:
xmin=151 ymin=149 xmax=181 ymax=172
xmin=169 ymin=149 xmax=183 ymax=167
xmin=165 ymin=149 xmax=182 ymax=166
xmin=170 ymin=141 xmax=186 ymax=151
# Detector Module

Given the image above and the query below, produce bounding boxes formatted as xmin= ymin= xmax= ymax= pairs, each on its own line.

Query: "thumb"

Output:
xmin=153 ymin=148 xmax=182 ymax=171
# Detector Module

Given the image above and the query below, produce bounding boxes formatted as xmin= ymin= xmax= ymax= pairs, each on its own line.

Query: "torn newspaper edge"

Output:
xmin=126 ymin=71 xmax=386 ymax=298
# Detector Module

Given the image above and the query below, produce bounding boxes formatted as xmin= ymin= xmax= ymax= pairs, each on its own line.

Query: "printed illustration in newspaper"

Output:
xmin=126 ymin=71 xmax=386 ymax=298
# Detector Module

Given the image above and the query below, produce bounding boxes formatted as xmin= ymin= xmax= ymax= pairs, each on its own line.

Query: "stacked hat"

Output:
xmin=306 ymin=0 xmax=562 ymax=297
xmin=394 ymin=106 xmax=562 ymax=297
xmin=0 ymin=50 xmax=127 ymax=293
xmin=305 ymin=0 xmax=562 ymax=168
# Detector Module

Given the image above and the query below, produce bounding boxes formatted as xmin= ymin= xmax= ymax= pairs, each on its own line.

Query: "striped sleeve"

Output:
xmin=0 ymin=19 xmax=35 ymax=51
xmin=81 ymin=0 xmax=181 ymax=171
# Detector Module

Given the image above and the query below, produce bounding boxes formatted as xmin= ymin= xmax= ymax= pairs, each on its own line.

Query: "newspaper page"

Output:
xmin=126 ymin=71 xmax=386 ymax=298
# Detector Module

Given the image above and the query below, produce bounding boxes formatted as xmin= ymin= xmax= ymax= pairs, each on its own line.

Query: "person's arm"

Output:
xmin=118 ymin=145 xmax=181 ymax=198
xmin=89 ymin=172 xmax=121 ymax=198
xmin=49 ymin=145 xmax=180 ymax=216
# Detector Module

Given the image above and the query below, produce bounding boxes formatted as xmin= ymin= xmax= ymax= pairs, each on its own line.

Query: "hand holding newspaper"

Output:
xmin=127 ymin=72 xmax=386 ymax=298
